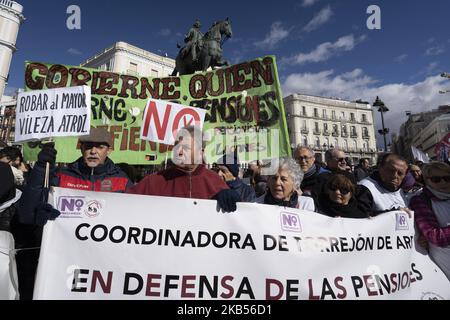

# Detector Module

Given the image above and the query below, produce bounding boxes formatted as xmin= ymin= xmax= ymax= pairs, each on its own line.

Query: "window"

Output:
xmin=353 ymin=140 xmax=357 ymax=149
xmin=322 ymin=110 xmax=327 ymax=119
xmin=314 ymin=108 xmax=319 ymax=117
xmin=332 ymin=124 xmax=338 ymax=134
xmin=351 ymin=126 xmax=357 ymax=135
xmin=332 ymin=111 xmax=336 ymax=120
xmin=303 ymin=136 xmax=308 ymax=146
xmin=151 ymin=69 xmax=159 ymax=77
xmin=323 ymin=123 xmax=328 ymax=131
xmin=315 ymin=122 xmax=319 ymax=131
xmin=343 ymin=140 xmax=348 ymax=150
xmin=341 ymin=112 xmax=345 ymax=120
xmin=363 ymin=142 xmax=368 ymax=151
xmin=302 ymin=106 xmax=306 ymax=116
xmin=129 ymin=62 xmax=138 ymax=72
xmin=362 ymin=127 xmax=369 ymax=137
xmin=334 ymin=139 xmax=339 ymax=148
xmin=302 ymin=120 xmax=307 ymax=128
xmin=316 ymin=137 xmax=320 ymax=148
xmin=362 ymin=114 xmax=367 ymax=123
xmin=350 ymin=113 xmax=355 ymax=121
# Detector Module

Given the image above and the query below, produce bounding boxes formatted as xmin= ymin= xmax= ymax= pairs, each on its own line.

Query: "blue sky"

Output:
xmin=5 ymin=0 xmax=450 ymax=143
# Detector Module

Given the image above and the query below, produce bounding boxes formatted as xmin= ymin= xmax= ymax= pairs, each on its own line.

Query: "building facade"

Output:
xmin=0 ymin=94 xmax=16 ymax=145
xmin=392 ymin=105 xmax=450 ymax=161
xmin=0 ymin=0 xmax=24 ymax=100
xmin=411 ymin=113 xmax=450 ymax=159
xmin=80 ymin=41 xmax=175 ymax=77
xmin=284 ymin=94 xmax=377 ymax=165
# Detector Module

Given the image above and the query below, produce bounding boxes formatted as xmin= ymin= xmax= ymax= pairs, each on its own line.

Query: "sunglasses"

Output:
xmin=328 ymin=185 xmax=351 ymax=195
xmin=428 ymin=176 xmax=450 ymax=183
xmin=333 ymin=158 xmax=346 ymax=163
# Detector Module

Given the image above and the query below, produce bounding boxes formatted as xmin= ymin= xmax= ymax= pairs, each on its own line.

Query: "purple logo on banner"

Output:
xmin=280 ymin=212 xmax=302 ymax=233
xmin=58 ymin=196 xmax=85 ymax=218
xmin=395 ymin=212 xmax=409 ymax=231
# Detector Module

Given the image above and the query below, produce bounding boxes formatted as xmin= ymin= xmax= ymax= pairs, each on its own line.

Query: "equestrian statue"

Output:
xmin=172 ymin=18 xmax=233 ymax=76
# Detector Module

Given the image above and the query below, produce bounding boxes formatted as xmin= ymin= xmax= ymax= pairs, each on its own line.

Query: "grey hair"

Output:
xmin=275 ymin=157 xmax=304 ymax=190
xmin=294 ymin=146 xmax=314 ymax=157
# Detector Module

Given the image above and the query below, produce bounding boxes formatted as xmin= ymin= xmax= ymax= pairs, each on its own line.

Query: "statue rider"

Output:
xmin=183 ymin=19 xmax=203 ymax=62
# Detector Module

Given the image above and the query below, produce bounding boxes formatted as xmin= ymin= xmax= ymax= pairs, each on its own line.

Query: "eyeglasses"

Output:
xmin=328 ymin=185 xmax=351 ymax=195
xmin=296 ymin=156 xmax=314 ymax=162
xmin=333 ymin=158 xmax=346 ymax=163
xmin=428 ymin=176 xmax=450 ymax=183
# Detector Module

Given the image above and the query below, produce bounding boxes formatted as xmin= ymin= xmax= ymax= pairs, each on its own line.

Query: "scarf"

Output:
xmin=264 ymin=190 xmax=299 ymax=208
xmin=303 ymin=164 xmax=317 ymax=179
xmin=427 ymin=186 xmax=450 ymax=201
xmin=318 ymin=193 xmax=368 ymax=218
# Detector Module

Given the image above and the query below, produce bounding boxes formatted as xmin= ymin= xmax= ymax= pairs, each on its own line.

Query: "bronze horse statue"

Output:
xmin=171 ymin=18 xmax=233 ymax=76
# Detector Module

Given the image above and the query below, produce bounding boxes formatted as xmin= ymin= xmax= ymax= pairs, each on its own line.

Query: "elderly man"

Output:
xmin=128 ymin=126 xmax=239 ymax=212
xmin=13 ymin=127 xmax=133 ymax=300
xmin=324 ymin=148 xmax=348 ymax=173
xmin=18 ymin=126 xmax=133 ymax=225
xmin=294 ymin=146 xmax=328 ymax=196
xmin=358 ymin=153 xmax=410 ymax=214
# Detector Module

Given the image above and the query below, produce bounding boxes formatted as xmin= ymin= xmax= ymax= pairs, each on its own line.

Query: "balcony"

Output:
xmin=323 ymin=130 xmax=330 ymax=136
xmin=332 ymin=131 xmax=339 ymax=137
xmin=313 ymin=129 xmax=321 ymax=135
xmin=341 ymin=132 xmax=348 ymax=138
xmin=350 ymin=133 xmax=358 ymax=138
xmin=362 ymin=134 xmax=370 ymax=139
xmin=301 ymin=128 xmax=309 ymax=134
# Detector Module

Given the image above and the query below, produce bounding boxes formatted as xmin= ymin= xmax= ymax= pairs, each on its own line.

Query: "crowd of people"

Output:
xmin=1 ymin=125 xmax=449 ymax=299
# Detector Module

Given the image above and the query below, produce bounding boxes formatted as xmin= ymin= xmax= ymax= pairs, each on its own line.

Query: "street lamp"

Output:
xmin=372 ymin=96 xmax=390 ymax=152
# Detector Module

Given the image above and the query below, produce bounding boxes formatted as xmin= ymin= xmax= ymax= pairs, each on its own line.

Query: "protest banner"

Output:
xmin=140 ymin=99 xmax=206 ymax=145
xmin=22 ymin=57 xmax=290 ymax=165
xmin=33 ymin=187 xmax=450 ymax=300
xmin=15 ymin=86 xmax=91 ymax=142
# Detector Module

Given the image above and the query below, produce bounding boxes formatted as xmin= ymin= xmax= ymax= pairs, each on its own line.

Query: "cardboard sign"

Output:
xmin=15 ymin=86 xmax=91 ymax=142
xmin=140 ymin=99 xmax=206 ymax=145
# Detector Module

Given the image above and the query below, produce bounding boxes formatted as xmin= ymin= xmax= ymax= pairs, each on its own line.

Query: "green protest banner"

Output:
xmin=23 ymin=56 xmax=291 ymax=165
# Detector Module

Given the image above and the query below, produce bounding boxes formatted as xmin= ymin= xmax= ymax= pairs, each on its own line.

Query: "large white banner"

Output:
xmin=15 ymin=86 xmax=91 ymax=142
xmin=33 ymin=187 xmax=450 ymax=300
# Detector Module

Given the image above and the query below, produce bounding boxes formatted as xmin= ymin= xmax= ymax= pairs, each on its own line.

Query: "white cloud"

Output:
xmin=254 ymin=22 xmax=289 ymax=49
xmin=67 ymin=48 xmax=82 ymax=56
xmin=157 ymin=28 xmax=171 ymax=37
xmin=281 ymin=69 xmax=450 ymax=141
xmin=301 ymin=0 xmax=320 ymax=7
xmin=425 ymin=46 xmax=445 ymax=56
xmin=395 ymin=54 xmax=408 ymax=63
xmin=303 ymin=5 xmax=333 ymax=32
xmin=282 ymin=34 xmax=365 ymax=65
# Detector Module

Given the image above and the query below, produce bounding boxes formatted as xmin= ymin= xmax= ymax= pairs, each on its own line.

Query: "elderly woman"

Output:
xmin=256 ymin=157 xmax=315 ymax=211
xmin=317 ymin=174 xmax=369 ymax=218
xmin=410 ymin=162 xmax=450 ymax=281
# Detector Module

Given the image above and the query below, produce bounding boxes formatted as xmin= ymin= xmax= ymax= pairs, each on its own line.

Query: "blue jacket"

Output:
xmin=227 ymin=177 xmax=256 ymax=202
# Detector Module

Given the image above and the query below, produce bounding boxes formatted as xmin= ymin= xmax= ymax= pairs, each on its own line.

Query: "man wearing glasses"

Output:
xmin=294 ymin=146 xmax=329 ymax=196
xmin=324 ymin=148 xmax=349 ymax=174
